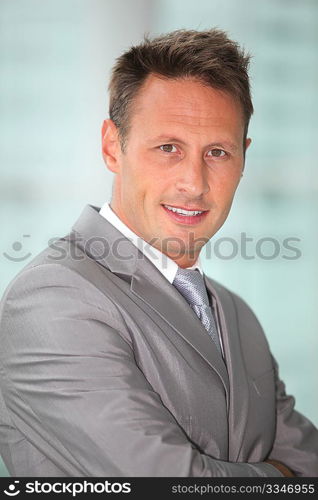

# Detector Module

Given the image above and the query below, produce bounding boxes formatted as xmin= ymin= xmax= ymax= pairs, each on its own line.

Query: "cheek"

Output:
xmin=120 ymin=157 xmax=145 ymax=196
xmin=211 ymin=168 xmax=242 ymax=200
xmin=119 ymin=161 xmax=159 ymax=212
xmin=134 ymin=154 xmax=170 ymax=199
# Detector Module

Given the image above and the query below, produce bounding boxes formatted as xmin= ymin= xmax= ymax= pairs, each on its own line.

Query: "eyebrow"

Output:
xmin=151 ymin=135 xmax=239 ymax=152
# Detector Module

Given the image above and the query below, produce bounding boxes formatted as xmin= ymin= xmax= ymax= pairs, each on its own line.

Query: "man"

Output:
xmin=0 ymin=29 xmax=317 ymax=477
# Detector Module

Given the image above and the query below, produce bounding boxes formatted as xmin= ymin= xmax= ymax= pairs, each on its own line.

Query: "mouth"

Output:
xmin=161 ymin=204 xmax=209 ymax=226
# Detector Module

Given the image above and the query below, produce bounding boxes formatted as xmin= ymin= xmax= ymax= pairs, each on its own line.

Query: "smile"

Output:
xmin=162 ymin=204 xmax=209 ymax=225
xmin=163 ymin=205 xmax=204 ymax=216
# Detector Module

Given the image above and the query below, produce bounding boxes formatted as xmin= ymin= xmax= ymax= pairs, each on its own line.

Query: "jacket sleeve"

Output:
xmin=267 ymin=355 xmax=318 ymax=477
xmin=0 ymin=264 xmax=282 ymax=477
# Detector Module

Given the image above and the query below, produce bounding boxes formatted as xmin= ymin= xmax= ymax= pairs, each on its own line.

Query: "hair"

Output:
xmin=108 ymin=28 xmax=253 ymax=151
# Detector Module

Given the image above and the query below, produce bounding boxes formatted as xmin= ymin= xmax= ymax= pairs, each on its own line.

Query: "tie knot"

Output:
xmin=173 ymin=267 xmax=209 ymax=307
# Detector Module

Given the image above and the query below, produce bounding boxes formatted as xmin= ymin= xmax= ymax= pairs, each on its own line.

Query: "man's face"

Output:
xmin=103 ymin=75 xmax=250 ymax=267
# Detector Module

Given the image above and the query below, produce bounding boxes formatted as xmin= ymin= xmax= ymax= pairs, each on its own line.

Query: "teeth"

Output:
xmin=164 ymin=205 xmax=203 ymax=216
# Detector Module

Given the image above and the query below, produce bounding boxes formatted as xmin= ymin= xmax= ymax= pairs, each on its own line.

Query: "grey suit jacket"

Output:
xmin=0 ymin=205 xmax=317 ymax=477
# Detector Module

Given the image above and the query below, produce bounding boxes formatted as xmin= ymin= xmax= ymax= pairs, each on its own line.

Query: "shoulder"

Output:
xmin=1 ymin=239 xmax=85 ymax=299
xmin=1 ymin=233 xmax=114 ymax=299
xmin=0 ymin=234 xmax=120 ymax=324
xmin=0 ymin=235 xmax=131 ymax=352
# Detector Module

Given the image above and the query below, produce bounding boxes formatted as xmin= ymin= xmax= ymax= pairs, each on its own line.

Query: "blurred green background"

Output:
xmin=0 ymin=0 xmax=317 ymax=477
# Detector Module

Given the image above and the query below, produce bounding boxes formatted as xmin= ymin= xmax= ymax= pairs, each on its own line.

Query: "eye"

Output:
xmin=159 ymin=144 xmax=178 ymax=153
xmin=206 ymin=148 xmax=227 ymax=158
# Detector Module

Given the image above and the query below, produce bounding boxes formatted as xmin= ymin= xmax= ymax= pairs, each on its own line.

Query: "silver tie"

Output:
xmin=173 ymin=268 xmax=222 ymax=354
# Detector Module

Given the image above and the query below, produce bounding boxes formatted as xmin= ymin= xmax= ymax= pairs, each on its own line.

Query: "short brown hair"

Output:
xmin=109 ymin=28 xmax=253 ymax=150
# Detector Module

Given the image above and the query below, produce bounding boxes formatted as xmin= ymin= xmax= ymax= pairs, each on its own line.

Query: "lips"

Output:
xmin=163 ymin=204 xmax=207 ymax=215
xmin=162 ymin=204 xmax=209 ymax=225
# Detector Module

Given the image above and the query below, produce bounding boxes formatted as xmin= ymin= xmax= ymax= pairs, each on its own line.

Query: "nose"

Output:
xmin=175 ymin=158 xmax=210 ymax=197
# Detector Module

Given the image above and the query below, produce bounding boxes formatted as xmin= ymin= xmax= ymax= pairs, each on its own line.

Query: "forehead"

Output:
xmin=130 ymin=74 xmax=244 ymax=133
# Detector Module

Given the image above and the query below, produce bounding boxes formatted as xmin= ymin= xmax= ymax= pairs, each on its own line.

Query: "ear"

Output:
xmin=101 ymin=119 xmax=121 ymax=173
xmin=245 ymin=137 xmax=252 ymax=151
xmin=241 ymin=137 xmax=252 ymax=175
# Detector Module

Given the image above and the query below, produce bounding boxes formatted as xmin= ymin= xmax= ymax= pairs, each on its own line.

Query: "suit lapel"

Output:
xmin=130 ymin=265 xmax=229 ymax=397
xmin=205 ymin=277 xmax=250 ymax=462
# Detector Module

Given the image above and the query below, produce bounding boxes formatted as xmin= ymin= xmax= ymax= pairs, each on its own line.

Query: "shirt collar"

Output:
xmin=99 ymin=202 xmax=203 ymax=284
